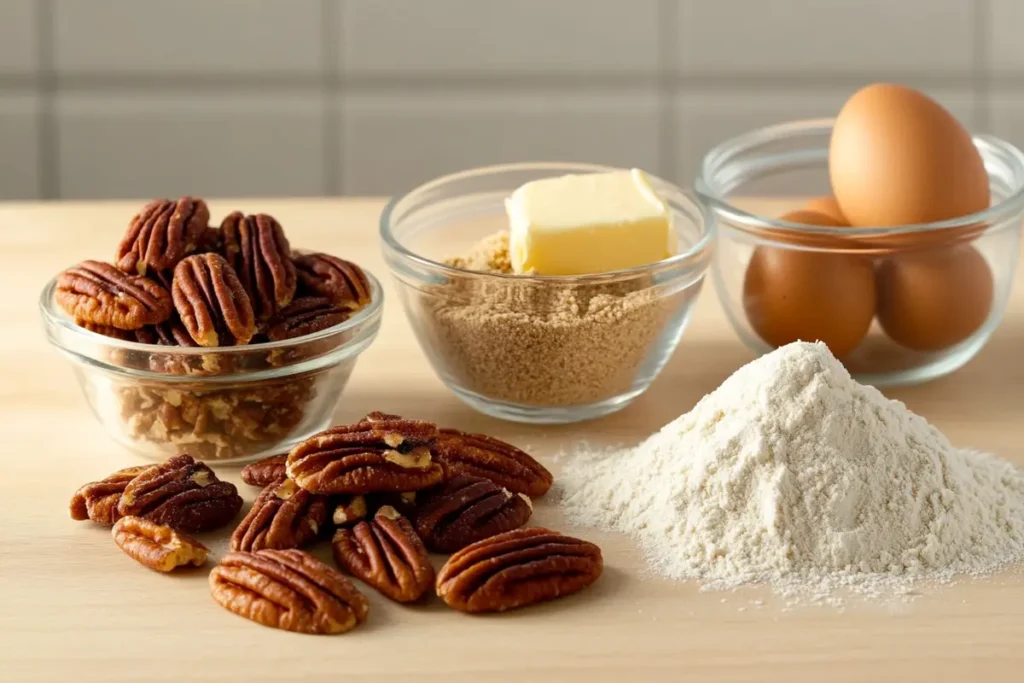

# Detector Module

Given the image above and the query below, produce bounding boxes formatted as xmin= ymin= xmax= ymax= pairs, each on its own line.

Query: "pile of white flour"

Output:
xmin=559 ymin=342 xmax=1024 ymax=601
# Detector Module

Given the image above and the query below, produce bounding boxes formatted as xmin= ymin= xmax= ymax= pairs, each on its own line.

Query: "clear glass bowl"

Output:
xmin=380 ymin=162 xmax=713 ymax=424
xmin=696 ymin=119 xmax=1024 ymax=386
xmin=40 ymin=272 xmax=383 ymax=464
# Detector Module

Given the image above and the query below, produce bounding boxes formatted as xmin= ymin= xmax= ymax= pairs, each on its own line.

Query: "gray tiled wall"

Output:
xmin=0 ymin=0 xmax=1016 ymax=200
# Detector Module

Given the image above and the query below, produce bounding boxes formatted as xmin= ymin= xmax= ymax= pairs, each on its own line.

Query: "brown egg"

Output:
xmin=743 ymin=210 xmax=876 ymax=358
xmin=802 ymin=196 xmax=848 ymax=225
xmin=829 ymin=83 xmax=989 ymax=227
xmin=876 ymin=245 xmax=993 ymax=351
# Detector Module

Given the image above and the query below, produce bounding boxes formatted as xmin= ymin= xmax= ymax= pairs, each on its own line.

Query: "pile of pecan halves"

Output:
xmin=56 ymin=196 xmax=371 ymax=346
xmin=70 ymin=412 xmax=603 ymax=635
xmin=53 ymin=196 xmax=373 ymax=460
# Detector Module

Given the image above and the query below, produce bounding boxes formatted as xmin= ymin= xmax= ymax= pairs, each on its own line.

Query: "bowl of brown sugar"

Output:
xmin=380 ymin=162 xmax=714 ymax=424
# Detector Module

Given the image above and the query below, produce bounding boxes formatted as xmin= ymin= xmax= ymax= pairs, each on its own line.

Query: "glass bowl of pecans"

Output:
xmin=40 ymin=197 xmax=383 ymax=465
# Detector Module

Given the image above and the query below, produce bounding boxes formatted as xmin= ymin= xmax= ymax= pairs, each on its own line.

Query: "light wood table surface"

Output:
xmin=2 ymin=198 xmax=1023 ymax=683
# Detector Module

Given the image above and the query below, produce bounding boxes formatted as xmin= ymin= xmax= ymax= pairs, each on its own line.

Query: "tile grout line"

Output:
xmin=35 ymin=0 xmax=58 ymax=199
xmin=975 ymin=0 xmax=992 ymax=132
xmin=321 ymin=0 xmax=342 ymax=196
xmin=656 ymin=0 xmax=679 ymax=184
xmin=1 ymin=72 xmax=1006 ymax=92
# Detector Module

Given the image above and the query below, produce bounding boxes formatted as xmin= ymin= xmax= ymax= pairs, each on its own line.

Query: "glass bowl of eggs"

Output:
xmin=696 ymin=84 xmax=1024 ymax=386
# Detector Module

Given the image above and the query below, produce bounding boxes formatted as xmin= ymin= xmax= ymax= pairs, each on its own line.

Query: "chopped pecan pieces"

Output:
xmin=220 ymin=212 xmax=297 ymax=322
xmin=119 ymin=378 xmax=314 ymax=461
xmin=70 ymin=465 xmax=152 ymax=525
xmin=172 ymin=253 xmax=256 ymax=346
xmin=436 ymin=527 xmax=603 ymax=613
xmin=286 ymin=413 xmax=443 ymax=495
xmin=112 ymin=516 xmax=208 ymax=572
xmin=265 ymin=296 xmax=353 ymax=341
xmin=240 ymin=454 xmax=288 ymax=487
xmin=117 ymin=454 xmax=242 ymax=533
xmin=56 ymin=260 xmax=173 ymax=330
xmin=209 ymin=549 xmax=369 ymax=634
xmin=230 ymin=478 xmax=328 ymax=552
xmin=332 ymin=506 xmax=435 ymax=603
xmin=435 ymin=429 xmax=552 ymax=498
xmin=294 ymin=253 xmax=371 ymax=309
xmin=115 ymin=197 xmax=209 ymax=275
xmin=332 ymin=495 xmax=369 ymax=526
xmin=415 ymin=474 xmax=532 ymax=553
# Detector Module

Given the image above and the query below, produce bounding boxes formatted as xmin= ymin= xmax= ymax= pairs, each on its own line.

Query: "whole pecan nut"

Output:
xmin=286 ymin=412 xmax=443 ymax=495
xmin=332 ymin=506 xmax=435 ymax=603
xmin=70 ymin=464 xmax=152 ymax=525
xmin=117 ymin=454 xmax=243 ymax=533
xmin=436 ymin=527 xmax=603 ymax=613
xmin=230 ymin=478 xmax=329 ymax=552
xmin=172 ymin=253 xmax=256 ymax=346
xmin=240 ymin=454 xmax=288 ymax=487
xmin=112 ymin=515 xmax=208 ymax=572
xmin=115 ymin=197 xmax=210 ymax=275
xmin=209 ymin=549 xmax=369 ymax=634
xmin=415 ymin=474 xmax=532 ymax=553
xmin=294 ymin=253 xmax=371 ymax=309
xmin=435 ymin=429 xmax=552 ymax=498
xmin=265 ymin=296 xmax=353 ymax=341
xmin=220 ymin=212 xmax=297 ymax=322
xmin=57 ymin=260 xmax=173 ymax=330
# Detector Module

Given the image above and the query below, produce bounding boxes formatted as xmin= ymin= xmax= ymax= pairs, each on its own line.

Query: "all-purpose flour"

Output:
xmin=559 ymin=342 xmax=1024 ymax=601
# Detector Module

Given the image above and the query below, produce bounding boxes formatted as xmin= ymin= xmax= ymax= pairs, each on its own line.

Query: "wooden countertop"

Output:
xmin=2 ymin=198 xmax=1023 ymax=683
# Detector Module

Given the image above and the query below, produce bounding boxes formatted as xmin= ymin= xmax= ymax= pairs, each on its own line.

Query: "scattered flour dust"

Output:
xmin=559 ymin=342 xmax=1024 ymax=604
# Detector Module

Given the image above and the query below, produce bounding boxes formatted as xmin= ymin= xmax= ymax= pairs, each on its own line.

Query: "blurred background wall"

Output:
xmin=0 ymin=0 xmax=1019 ymax=200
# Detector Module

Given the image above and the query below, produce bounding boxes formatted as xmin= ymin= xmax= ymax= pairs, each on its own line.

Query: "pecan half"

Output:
xmin=436 ymin=527 xmax=603 ymax=613
xmin=117 ymin=454 xmax=242 ymax=533
xmin=112 ymin=516 xmax=208 ymax=572
xmin=56 ymin=260 xmax=173 ymax=330
xmin=230 ymin=478 xmax=329 ymax=552
xmin=115 ymin=197 xmax=209 ymax=275
xmin=332 ymin=506 xmax=435 ymax=603
xmin=209 ymin=549 xmax=369 ymax=634
xmin=294 ymin=253 xmax=371 ymax=309
xmin=70 ymin=465 xmax=152 ymax=525
xmin=435 ymin=429 xmax=552 ymax=498
xmin=415 ymin=474 xmax=532 ymax=553
xmin=240 ymin=454 xmax=288 ymax=487
xmin=220 ymin=212 xmax=297 ymax=322
xmin=172 ymin=253 xmax=256 ymax=346
xmin=286 ymin=413 xmax=443 ymax=495
xmin=265 ymin=296 xmax=353 ymax=341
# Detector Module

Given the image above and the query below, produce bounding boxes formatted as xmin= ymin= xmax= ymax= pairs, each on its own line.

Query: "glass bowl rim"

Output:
xmin=379 ymin=161 xmax=715 ymax=283
xmin=39 ymin=267 xmax=385 ymax=357
xmin=695 ymin=117 xmax=1024 ymax=236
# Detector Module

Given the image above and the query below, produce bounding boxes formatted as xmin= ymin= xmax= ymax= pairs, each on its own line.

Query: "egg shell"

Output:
xmin=742 ymin=210 xmax=876 ymax=359
xmin=876 ymin=245 xmax=993 ymax=352
xmin=829 ymin=84 xmax=989 ymax=227
xmin=802 ymin=196 xmax=849 ymax=225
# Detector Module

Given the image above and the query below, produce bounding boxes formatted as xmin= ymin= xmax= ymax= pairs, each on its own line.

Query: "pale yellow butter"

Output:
xmin=505 ymin=168 xmax=676 ymax=276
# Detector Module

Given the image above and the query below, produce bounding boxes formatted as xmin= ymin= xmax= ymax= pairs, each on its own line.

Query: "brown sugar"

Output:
xmin=420 ymin=231 xmax=689 ymax=407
